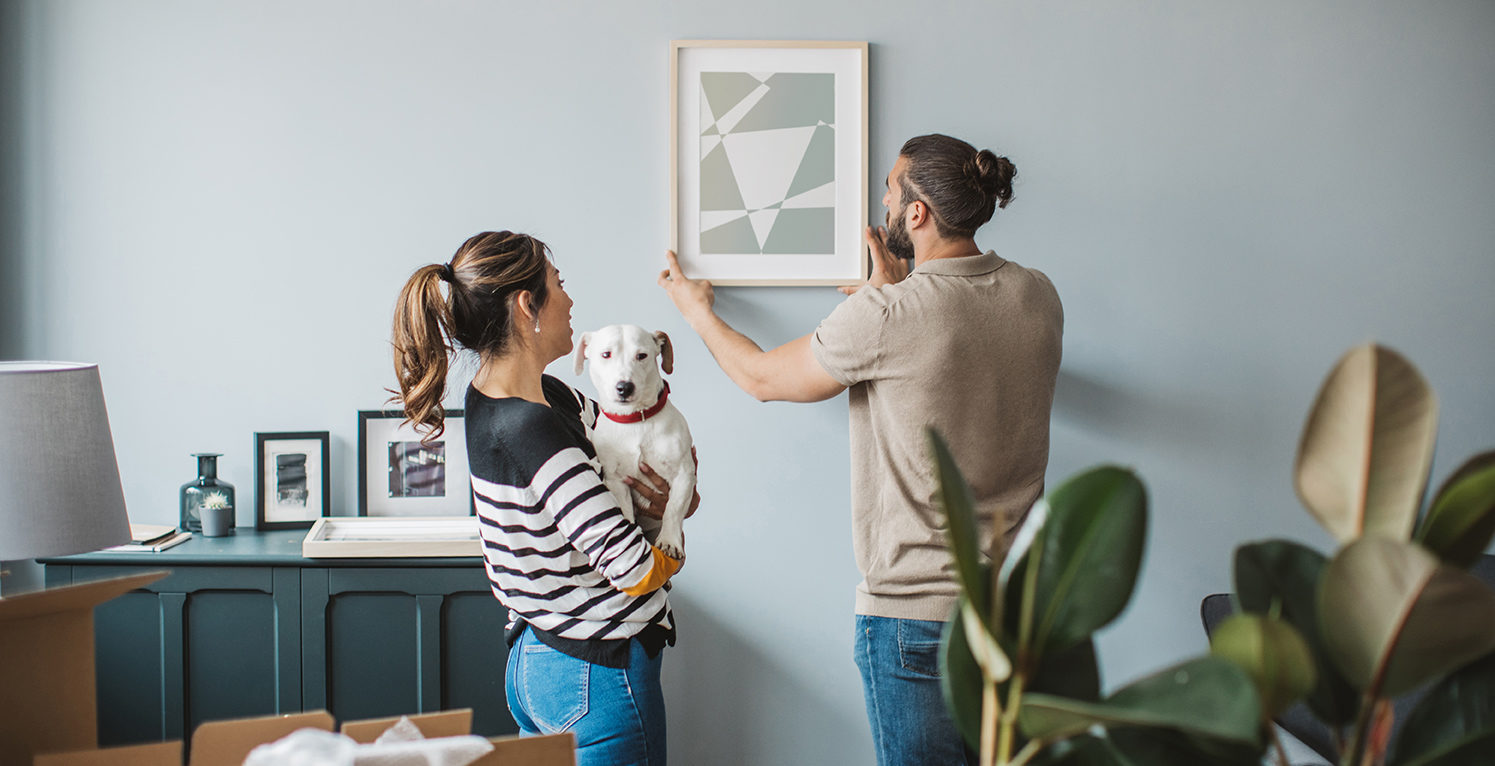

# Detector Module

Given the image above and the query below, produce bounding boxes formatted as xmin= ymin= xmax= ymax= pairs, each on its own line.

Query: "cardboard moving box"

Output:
xmin=35 ymin=708 xmax=574 ymax=765
xmin=340 ymin=708 xmax=473 ymax=743
xmin=4 ymin=572 xmax=572 ymax=766
xmin=33 ymin=741 xmax=183 ymax=766
xmin=0 ymin=571 xmax=169 ymax=766
xmin=188 ymin=710 xmax=335 ymax=766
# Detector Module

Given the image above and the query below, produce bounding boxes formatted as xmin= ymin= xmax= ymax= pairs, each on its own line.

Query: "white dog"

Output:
xmin=573 ymin=324 xmax=695 ymax=560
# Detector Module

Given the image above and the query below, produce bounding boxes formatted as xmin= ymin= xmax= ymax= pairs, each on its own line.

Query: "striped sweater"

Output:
xmin=466 ymin=375 xmax=680 ymax=667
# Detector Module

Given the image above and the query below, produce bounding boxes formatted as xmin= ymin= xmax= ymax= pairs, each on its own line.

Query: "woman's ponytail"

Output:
xmin=387 ymin=231 xmax=552 ymax=441
xmin=391 ymin=263 xmax=456 ymax=440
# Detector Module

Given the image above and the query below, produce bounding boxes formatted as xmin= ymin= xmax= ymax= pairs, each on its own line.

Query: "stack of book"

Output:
xmin=106 ymin=523 xmax=192 ymax=553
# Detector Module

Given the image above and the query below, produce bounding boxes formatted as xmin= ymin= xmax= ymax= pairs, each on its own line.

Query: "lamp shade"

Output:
xmin=0 ymin=362 xmax=132 ymax=560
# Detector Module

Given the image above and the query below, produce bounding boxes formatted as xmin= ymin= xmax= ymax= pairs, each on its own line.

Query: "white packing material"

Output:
xmin=353 ymin=736 xmax=494 ymax=766
xmin=243 ymin=717 xmax=495 ymax=766
xmin=244 ymin=728 xmax=356 ymax=766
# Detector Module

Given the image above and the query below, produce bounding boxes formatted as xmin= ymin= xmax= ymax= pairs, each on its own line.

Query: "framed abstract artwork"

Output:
xmin=357 ymin=410 xmax=473 ymax=517
xmin=671 ymin=40 xmax=868 ymax=286
xmin=253 ymin=431 xmax=330 ymax=530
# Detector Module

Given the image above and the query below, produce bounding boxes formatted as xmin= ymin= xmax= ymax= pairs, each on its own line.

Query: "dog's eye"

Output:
xmin=636 ymin=353 xmax=648 ymax=361
xmin=600 ymin=351 xmax=611 ymax=359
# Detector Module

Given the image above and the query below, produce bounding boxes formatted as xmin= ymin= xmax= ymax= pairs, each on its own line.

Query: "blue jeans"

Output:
xmin=855 ymin=615 xmax=976 ymax=766
xmin=505 ymin=627 xmax=666 ymax=766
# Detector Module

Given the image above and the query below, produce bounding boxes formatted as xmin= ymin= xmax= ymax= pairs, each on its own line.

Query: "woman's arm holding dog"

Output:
xmin=657 ymin=251 xmax=846 ymax=403
xmin=626 ymin=451 xmax=701 ymax=521
xmin=537 ymin=448 xmax=681 ymax=596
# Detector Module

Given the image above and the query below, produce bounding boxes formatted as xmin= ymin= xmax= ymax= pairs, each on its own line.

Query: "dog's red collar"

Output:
xmin=600 ymin=382 xmax=671 ymax=424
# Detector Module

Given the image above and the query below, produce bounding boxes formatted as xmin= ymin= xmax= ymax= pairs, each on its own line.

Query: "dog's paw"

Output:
xmin=655 ymin=535 xmax=684 ymax=561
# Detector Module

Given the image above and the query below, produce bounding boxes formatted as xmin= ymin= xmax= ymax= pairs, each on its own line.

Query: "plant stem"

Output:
xmin=981 ymin=678 xmax=998 ymax=766
xmin=1007 ymin=739 xmax=1045 ymax=766
xmin=1341 ymin=692 xmax=1377 ymax=766
xmin=996 ymin=666 xmax=1027 ymax=764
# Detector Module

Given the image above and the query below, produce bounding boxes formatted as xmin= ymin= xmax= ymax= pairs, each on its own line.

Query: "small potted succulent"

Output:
xmin=199 ymin=491 xmax=234 ymax=537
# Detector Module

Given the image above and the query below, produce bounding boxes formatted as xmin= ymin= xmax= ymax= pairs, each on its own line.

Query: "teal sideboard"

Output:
xmin=41 ymin=528 xmax=516 ymax=746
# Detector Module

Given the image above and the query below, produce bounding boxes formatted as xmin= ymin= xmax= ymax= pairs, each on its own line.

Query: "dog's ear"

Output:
xmin=654 ymin=331 xmax=674 ymax=375
xmin=573 ymin=332 xmax=592 ymax=375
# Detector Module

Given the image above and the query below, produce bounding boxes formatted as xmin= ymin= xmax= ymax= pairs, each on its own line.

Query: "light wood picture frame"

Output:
xmin=671 ymin=40 xmax=869 ymax=286
xmin=301 ymin=517 xmax=481 ymax=559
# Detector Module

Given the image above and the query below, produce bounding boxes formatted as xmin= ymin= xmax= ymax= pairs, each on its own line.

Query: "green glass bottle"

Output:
xmin=179 ymin=453 xmax=235 ymax=532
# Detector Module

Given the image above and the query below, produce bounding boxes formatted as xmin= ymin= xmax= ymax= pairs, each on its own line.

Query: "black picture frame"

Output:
xmin=254 ymin=431 xmax=331 ymax=531
xmin=357 ymin=409 xmax=473 ymax=517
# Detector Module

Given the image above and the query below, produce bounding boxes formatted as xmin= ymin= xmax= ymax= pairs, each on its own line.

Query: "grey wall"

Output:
xmin=7 ymin=1 xmax=1494 ymax=763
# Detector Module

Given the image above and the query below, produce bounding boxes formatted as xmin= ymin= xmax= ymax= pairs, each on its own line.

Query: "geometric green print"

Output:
xmin=699 ymin=72 xmax=835 ymax=255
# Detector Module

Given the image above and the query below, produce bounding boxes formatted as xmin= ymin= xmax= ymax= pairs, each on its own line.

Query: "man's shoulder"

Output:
xmin=824 ymin=282 xmax=897 ymax=324
xmin=1000 ymin=259 xmax=1063 ymax=309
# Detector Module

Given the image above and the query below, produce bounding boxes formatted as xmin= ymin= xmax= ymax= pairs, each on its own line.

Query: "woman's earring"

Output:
xmin=533 ymin=320 xmax=541 ymax=333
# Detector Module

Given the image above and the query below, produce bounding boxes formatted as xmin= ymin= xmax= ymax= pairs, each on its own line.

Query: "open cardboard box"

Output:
xmin=2 ymin=572 xmax=571 ymax=766
xmin=36 ymin=709 xmax=571 ymax=763
xmin=0 ymin=571 xmax=170 ymax=765
xmin=36 ymin=708 xmax=574 ymax=765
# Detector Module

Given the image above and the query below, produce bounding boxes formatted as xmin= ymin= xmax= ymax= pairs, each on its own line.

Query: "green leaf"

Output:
xmin=997 ymin=496 xmax=1050 ymax=647
xmin=961 ymin=598 xmax=1010 ymax=682
xmin=1416 ymin=450 xmax=1495 ymax=569
xmin=1209 ymin=612 xmax=1316 ymax=717
xmin=1319 ymin=537 xmax=1495 ymax=697
xmin=1233 ymin=540 xmax=1359 ymax=725
xmin=1295 ymin=343 xmax=1438 ymax=542
xmin=929 ymin=429 xmax=991 ymax=617
xmin=1024 ymin=466 xmax=1148 ymax=653
xmin=1106 ymin=727 xmax=1266 ymax=766
xmin=1018 ymin=656 xmax=1261 ymax=745
xmin=942 ymin=612 xmax=1099 ymax=755
xmin=940 ymin=597 xmax=990 ymax=752
xmin=1389 ymin=651 xmax=1495 ymax=766
xmin=989 ymin=638 xmax=1104 ymax=757
xmin=1027 ymin=735 xmax=1131 ymax=766
xmin=1031 ymin=729 xmax=1266 ymax=766
xmin=1022 ymin=637 xmax=1102 ymax=703
xmin=1396 ymin=736 xmax=1495 ymax=766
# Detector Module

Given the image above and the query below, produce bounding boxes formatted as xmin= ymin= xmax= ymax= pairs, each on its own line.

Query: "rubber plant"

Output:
xmin=931 ymin=440 xmax=1268 ymax=765
xmin=1229 ymin=343 xmax=1495 ymax=766
xmin=934 ymin=343 xmax=1495 ymax=766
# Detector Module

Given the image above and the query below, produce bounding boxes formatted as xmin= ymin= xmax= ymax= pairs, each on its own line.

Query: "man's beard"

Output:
xmin=884 ymin=209 xmax=915 ymax=262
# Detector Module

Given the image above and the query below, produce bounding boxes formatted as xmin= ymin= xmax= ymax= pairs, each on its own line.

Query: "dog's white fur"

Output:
xmin=573 ymin=324 xmax=695 ymax=559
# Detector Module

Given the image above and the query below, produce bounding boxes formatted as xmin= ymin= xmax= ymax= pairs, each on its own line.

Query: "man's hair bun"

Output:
xmin=970 ymin=150 xmax=1016 ymax=209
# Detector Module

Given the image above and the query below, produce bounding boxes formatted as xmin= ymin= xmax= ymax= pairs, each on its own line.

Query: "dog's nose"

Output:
xmin=615 ymin=381 xmax=635 ymax=399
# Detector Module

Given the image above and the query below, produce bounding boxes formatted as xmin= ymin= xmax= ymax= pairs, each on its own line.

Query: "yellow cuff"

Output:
xmin=621 ymin=546 xmax=683 ymax=596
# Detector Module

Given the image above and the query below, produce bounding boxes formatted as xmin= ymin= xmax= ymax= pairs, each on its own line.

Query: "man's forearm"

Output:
xmin=684 ymin=309 xmax=775 ymax=400
xmin=659 ymin=250 xmax=845 ymax=404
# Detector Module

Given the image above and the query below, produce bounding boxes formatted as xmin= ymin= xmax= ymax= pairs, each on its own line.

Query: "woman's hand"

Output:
xmin=624 ymin=448 xmax=701 ymax=520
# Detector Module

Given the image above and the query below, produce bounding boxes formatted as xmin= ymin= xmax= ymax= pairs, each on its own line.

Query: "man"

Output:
xmin=657 ymin=134 xmax=1063 ymax=765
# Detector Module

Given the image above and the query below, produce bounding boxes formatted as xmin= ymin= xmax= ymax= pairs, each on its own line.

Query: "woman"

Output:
xmin=390 ymin=231 xmax=691 ymax=765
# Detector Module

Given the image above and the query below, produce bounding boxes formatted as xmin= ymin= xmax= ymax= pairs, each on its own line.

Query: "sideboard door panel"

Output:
xmin=57 ymin=564 xmax=299 ymax=746
xmin=303 ymin=567 xmax=517 ymax=735
xmin=94 ymin=590 xmax=166 ymax=745
xmin=441 ymin=590 xmax=516 ymax=736
xmin=185 ymin=589 xmax=282 ymax=732
xmin=327 ymin=591 xmax=420 ymax=721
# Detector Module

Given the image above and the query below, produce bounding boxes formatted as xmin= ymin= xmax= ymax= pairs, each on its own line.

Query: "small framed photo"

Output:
xmin=254 ymin=431 xmax=331 ymax=530
xmin=670 ymin=40 xmax=869 ymax=286
xmin=357 ymin=410 xmax=473 ymax=517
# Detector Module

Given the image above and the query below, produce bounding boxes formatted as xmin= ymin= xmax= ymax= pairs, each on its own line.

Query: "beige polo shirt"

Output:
xmin=811 ymin=252 xmax=1063 ymax=622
